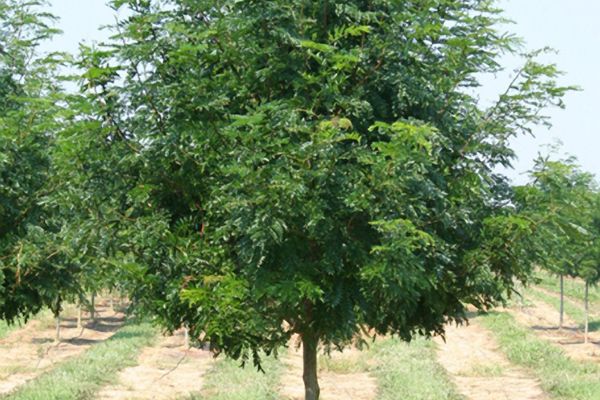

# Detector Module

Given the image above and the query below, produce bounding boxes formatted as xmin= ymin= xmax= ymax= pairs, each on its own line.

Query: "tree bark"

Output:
xmin=302 ymin=333 xmax=320 ymax=400
xmin=55 ymin=313 xmax=61 ymax=342
xmin=184 ymin=324 xmax=190 ymax=348
xmin=559 ymin=274 xmax=564 ymax=329
xmin=77 ymin=303 xmax=82 ymax=329
xmin=90 ymin=292 xmax=96 ymax=323
xmin=584 ymin=281 xmax=589 ymax=344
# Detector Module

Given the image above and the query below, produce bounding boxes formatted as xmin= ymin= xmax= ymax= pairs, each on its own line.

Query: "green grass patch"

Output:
xmin=0 ymin=321 xmax=20 ymax=340
xmin=535 ymin=270 xmax=600 ymax=306
xmin=526 ymin=287 xmax=593 ymax=326
xmin=4 ymin=322 xmax=157 ymax=400
xmin=0 ymin=305 xmax=77 ymax=340
xmin=319 ymin=351 xmax=369 ymax=374
xmin=479 ymin=311 xmax=600 ymax=400
xmin=188 ymin=337 xmax=462 ymax=400
xmin=459 ymin=363 xmax=504 ymax=377
xmin=191 ymin=353 xmax=283 ymax=400
xmin=366 ymin=337 xmax=463 ymax=400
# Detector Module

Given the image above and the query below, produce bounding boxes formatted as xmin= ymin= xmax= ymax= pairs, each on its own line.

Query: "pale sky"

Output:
xmin=483 ymin=0 xmax=600 ymax=184
xmin=44 ymin=0 xmax=600 ymax=184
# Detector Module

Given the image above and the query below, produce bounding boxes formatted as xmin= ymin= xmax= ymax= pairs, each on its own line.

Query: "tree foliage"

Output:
xmin=0 ymin=1 xmax=576 ymax=399
xmin=517 ymin=150 xmax=600 ymax=336
xmin=0 ymin=0 xmax=78 ymax=321
xmin=517 ymin=152 xmax=597 ymax=280
xmin=67 ymin=0 xmax=569 ymax=378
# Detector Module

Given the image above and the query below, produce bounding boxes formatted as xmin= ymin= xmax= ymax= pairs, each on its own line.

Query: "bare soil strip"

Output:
xmin=509 ymin=295 xmax=600 ymax=361
xmin=435 ymin=321 xmax=547 ymax=400
xmin=0 ymin=302 xmax=124 ymax=395
xmin=279 ymin=340 xmax=377 ymax=400
xmin=96 ymin=330 xmax=213 ymax=400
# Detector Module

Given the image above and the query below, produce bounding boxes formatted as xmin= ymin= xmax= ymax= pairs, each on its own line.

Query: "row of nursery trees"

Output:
xmin=0 ymin=0 xmax=126 ymax=336
xmin=519 ymin=151 xmax=600 ymax=343
xmin=0 ymin=1 xmax=596 ymax=399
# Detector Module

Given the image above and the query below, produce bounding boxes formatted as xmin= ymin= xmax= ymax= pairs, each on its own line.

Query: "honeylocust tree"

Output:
xmin=47 ymin=43 xmax=139 ymax=324
xmin=79 ymin=1 xmax=571 ymax=398
xmin=0 ymin=0 xmax=79 ymax=336
xmin=516 ymin=153 xmax=595 ymax=329
xmin=573 ymin=190 xmax=600 ymax=343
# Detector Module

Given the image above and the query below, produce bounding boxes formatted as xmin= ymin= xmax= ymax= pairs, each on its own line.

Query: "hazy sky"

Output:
xmin=44 ymin=0 xmax=600 ymax=184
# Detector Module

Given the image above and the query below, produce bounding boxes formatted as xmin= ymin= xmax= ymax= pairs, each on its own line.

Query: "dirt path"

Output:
xmin=509 ymin=294 xmax=600 ymax=361
xmin=96 ymin=330 xmax=213 ymax=400
xmin=279 ymin=339 xmax=377 ymax=400
xmin=0 ymin=302 xmax=124 ymax=395
xmin=435 ymin=321 xmax=547 ymax=400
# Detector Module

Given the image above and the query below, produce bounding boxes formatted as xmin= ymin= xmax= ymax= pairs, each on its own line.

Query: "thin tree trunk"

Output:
xmin=110 ymin=295 xmax=114 ymax=312
xmin=512 ymin=278 xmax=522 ymax=308
xmin=77 ymin=303 xmax=82 ymax=329
xmin=585 ymin=281 xmax=589 ymax=344
xmin=90 ymin=292 xmax=96 ymax=322
xmin=55 ymin=313 xmax=61 ymax=342
xmin=184 ymin=324 xmax=190 ymax=348
xmin=302 ymin=333 xmax=320 ymax=400
xmin=559 ymin=274 xmax=564 ymax=329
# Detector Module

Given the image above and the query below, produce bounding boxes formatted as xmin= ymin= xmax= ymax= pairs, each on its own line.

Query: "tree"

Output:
xmin=75 ymin=1 xmax=571 ymax=398
xmin=575 ymin=190 xmax=600 ymax=343
xmin=516 ymin=151 xmax=595 ymax=330
xmin=47 ymin=44 xmax=138 ymax=326
xmin=0 ymin=0 xmax=79 ymax=337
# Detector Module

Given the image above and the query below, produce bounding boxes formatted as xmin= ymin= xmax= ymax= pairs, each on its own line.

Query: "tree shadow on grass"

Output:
xmin=65 ymin=337 xmax=103 ymax=346
xmin=530 ymin=324 xmax=579 ymax=333
xmin=85 ymin=320 xmax=124 ymax=333
xmin=529 ymin=323 xmax=600 ymax=346
xmin=587 ymin=320 xmax=600 ymax=332
xmin=31 ymin=337 xmax=54 ymax=344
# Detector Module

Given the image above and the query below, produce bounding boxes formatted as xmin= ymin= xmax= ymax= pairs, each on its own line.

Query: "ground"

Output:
xmin=1 ymin=274 xmax=599 ymax=400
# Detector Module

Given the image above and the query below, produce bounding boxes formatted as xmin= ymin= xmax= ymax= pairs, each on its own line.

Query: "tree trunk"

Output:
xmin=110 ymin=295 xmax=114 ymax=312
xmin=584 ymin=281 xmax=589 ymax=344
xmin=559 ymin=274 xmax=564 ymax=329
xmin=514 ymin=279 xmax=523 ymax=308
xmin=90 ymin=292 xmax=96 ymax=323
xmin=55 ymin=313 xmax=61 ymax=342
xmin=77 ymin=303 xmax=82 ymax=329
xmin=184 ymin=324 xmax=190 ymax=348
xmin=302 ymin=333 xmax=320 ymax=400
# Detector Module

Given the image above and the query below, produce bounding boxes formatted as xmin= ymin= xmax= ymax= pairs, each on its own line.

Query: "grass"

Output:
xmin=0 ymin=321 xmax=21 ymax=340
xmin=535 ymin=270 xmax=600 ymax=306
xmin=366 ymin=337 xmax=463 ymax=400
xmin=0 ymin=365 xmax=35 ymax=380
xmin=185 ymin=336 xmax=463 ymax=400
xmin=319 ymin=351 xmax=369 ymax=374
xmin=192 ymin=338 xmax=463 ymax=400
xmin=526 ymin=286 xmax=600 ymax=330
xmin=190 ymin=353 xmax=283 ymax=400
xmin=4 ymin=322 xmax=157 ymax=400
xmin=459 ymin=363 xmax=504 ymax=377
xmin=0 ymin=303 xmax=84 ymax=341
xmin=479 ymin=311 xmax=600 ymax=400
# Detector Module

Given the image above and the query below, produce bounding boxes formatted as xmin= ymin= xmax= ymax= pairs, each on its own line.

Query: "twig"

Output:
xmin=153 ymin=348 xmax=189 ymax=383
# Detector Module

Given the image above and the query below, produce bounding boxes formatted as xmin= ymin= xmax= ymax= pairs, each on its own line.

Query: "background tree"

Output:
xmin=0 ymin=0 xmax=80 ymax=338
xmin=47 ymin=42 xmax=138 ymax=326
xmin=575 ymin=190 xmax=600 ymax=343
xmin=516 ymin=151 xmax=596 ymax=329
xmin=72 ymin=1 xmax=572 ymax=398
